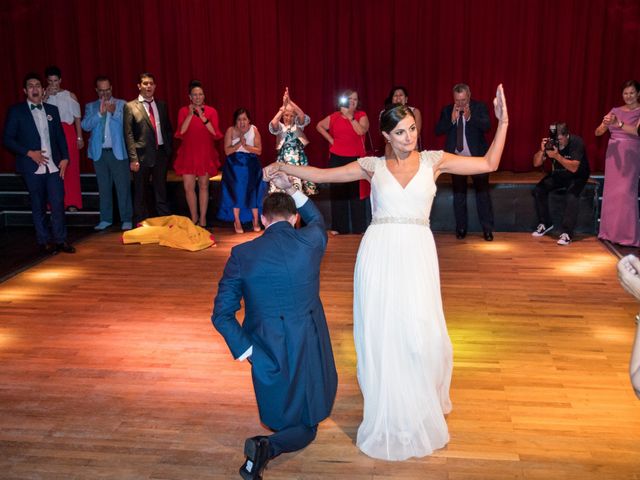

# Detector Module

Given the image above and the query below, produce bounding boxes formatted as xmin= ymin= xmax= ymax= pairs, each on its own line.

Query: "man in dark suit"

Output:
xmin=435 ymin=83 xmax=494 ymax=241
xmin=3 ymin=72 xmax=75 ymax=254
xmin=212 ymin=172 xmax=337 ymax=480
xmin=123 ymin=72 xmax=173 ymax=224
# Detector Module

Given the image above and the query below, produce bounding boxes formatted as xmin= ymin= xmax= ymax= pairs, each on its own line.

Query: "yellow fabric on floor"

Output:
xmin=122 ymin=216 xmax=215 ymax=251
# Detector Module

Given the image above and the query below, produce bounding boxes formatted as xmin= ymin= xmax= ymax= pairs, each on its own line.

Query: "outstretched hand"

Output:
xmin=493 ymin=84 xmax=508 ymax=124
xmin=263 ymin=162 xmax=281 ymax=181
xmin=270 ymin=171 xmax=294 ymax=191
xmin=618 ymin=254 xmax=640 ymax=301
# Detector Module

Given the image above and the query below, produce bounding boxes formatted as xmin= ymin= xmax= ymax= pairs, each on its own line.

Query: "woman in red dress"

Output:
xmin=174 ymin=80 xmax=223 ymax=228
xmin=43 ymin=65 xmax=84 ymax=211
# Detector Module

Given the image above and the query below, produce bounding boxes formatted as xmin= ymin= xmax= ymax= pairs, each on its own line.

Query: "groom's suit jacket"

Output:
xmin=212 ymin=197 xmax=337 ymax=431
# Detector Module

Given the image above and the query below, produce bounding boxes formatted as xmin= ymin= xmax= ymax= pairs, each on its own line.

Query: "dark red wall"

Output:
xmin=1 ymin=0 xmax=638 ymax=173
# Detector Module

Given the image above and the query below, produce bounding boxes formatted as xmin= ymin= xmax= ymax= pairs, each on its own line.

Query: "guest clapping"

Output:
xmin=81 ymin=76 xmax=132 ymax=231
xmin=174 ymin=80 xmax=223 ymax=228
xmin=217 ymin=108 xmax=264 ymax=233
xmin=268 ymin=88 xmax=316 ymax=196
xmin=595 ymin=80 xmax=640 ymax=247
xmin=316 ymin=89 xmax=370 ymax=234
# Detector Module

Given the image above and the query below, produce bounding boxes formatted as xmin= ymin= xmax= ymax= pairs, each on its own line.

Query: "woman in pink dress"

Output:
xmin=596 ymin=79 xmax=640 ymax=246
xmin=44 ymin=65 xmax=83 ymax=211
xmin=174 ymin=80 xmax=223 ymax=228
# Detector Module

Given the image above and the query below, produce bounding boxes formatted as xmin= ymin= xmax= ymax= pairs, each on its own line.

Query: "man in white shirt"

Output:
xmin=3 ymin=72 xmax=75 ymax=253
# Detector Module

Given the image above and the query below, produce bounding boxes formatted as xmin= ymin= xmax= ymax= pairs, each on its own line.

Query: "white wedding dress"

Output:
xmin=354 ymin=150 xmax=453 ymax=461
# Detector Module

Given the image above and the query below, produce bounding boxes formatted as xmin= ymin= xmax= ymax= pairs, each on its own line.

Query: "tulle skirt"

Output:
xmin=353 ymin=222 xmax=452 ymax=461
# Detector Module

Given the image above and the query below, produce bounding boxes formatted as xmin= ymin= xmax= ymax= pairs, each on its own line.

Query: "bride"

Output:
xmin=264 ymin=85 xmax=508 ymax=460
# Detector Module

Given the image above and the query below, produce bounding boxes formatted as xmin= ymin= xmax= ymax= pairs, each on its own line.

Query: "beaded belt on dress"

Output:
xmin=370 ymin=217 xmax=429 ymax=226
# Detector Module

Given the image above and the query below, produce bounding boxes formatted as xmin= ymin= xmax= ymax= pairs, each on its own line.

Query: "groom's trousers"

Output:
xmin=268 ymin=423 xmax=318 ymax=458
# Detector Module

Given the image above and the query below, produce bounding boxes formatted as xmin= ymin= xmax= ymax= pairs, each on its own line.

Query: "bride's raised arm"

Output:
xmin=435 ymin=84 xmax=509 ymax=178
xmin=263 ymin=158 xmax=368 ymax=184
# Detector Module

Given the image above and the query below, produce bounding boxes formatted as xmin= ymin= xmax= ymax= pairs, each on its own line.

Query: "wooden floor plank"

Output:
xmin=1 ymin=230 xmax=639 ymax=479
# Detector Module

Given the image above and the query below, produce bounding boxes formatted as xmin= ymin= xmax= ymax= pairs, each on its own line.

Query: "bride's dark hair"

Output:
xmin=380 ymin=104 xmax=415 ymax=134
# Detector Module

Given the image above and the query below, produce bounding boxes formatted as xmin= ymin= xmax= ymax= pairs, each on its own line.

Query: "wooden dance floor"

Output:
xmin=1 ymin=229 xmax=639 ymax=479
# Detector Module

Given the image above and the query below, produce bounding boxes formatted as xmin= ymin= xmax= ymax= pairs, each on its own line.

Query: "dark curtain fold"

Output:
xmin=1 ymin=0 xmax=638 ymax=173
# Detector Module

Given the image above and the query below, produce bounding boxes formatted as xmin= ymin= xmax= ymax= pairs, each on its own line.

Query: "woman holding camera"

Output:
xmin=174 ymin=80 xmax=223 ymax=228
xmin=596 ymin=79 xmax=640 ymax=247
xmin=316 ymin=89 xmax=369 ymax=234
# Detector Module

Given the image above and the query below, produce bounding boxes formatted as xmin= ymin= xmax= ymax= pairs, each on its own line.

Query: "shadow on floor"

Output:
xmin=0 ymin=226 xmax=95 ymax=282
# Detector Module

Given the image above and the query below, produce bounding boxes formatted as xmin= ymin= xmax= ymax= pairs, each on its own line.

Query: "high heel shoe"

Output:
xmin=253 ymin=223 xmax=261 ymax=232
xmin=234 ymin=220 xmax=244 ymax=234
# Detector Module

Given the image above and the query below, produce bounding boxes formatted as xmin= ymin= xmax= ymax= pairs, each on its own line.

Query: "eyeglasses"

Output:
xmin=97 ymin=88 xmax=112 ymax=93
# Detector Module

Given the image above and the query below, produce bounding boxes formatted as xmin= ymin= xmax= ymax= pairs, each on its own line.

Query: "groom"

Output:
xmin=211 ymin=173 xmax=337 ymax=480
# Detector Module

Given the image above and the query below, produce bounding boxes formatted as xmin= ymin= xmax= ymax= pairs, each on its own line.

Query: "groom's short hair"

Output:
xmin=263 ymin=192 xmax=297 ymax=222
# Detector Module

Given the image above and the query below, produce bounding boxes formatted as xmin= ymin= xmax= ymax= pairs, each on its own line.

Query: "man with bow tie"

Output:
xmin=123 ymin=72 xmax=173 ymax=224
xmin=3 ymin=72 xmax=75 ymax=254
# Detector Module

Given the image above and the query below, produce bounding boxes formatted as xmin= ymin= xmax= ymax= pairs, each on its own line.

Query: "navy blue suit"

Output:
xmin=3 ymin=102 xmax=70 ymax=244
xmin=435 ymin=99 xmax=494 ymax=232
xmin=212 ymin=196 xmax=337 ymax=457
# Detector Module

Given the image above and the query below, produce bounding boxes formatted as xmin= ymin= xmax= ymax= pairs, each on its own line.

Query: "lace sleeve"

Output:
xmin=357 ymin=156 xmax=379 ymax=174
xmin=420 ymin=150 xmax=444 ymax=169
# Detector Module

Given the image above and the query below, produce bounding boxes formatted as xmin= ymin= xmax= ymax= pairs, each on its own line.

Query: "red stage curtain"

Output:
xmin=0 ymin=0 xmax=638 ymax=173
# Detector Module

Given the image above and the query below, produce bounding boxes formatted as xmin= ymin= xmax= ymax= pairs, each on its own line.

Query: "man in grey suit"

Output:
xmin=123 ymin=72 xmax=173 ymax=224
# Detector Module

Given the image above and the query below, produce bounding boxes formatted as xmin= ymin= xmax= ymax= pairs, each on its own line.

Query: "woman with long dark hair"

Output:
xmin=265 ymin=85 xmax=509 ymax=461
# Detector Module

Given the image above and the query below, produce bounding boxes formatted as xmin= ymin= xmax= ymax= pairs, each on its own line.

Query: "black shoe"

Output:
xmin=56 ymin=242 xmax=76 ymax=254
xmin=39 ymin=243 xmax=56 ymax=255
xmin=483 ymin=230 xmax=494 ymax=241
xmin=239 ymin=436 xmax=270 ymax=480
xmin=456 ymin=228 xmax=467 ymax=239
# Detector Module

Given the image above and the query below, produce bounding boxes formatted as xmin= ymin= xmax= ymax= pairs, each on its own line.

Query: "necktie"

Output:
xmin=31 ymin=104 xmax=43 ymax=110
xmin=101 ymin=111 xmax=108 ymax=144
xmin=456 ymin=111 xmax=464 ymax=152
xmin=145 ymin=100 xmax=158 ymax=148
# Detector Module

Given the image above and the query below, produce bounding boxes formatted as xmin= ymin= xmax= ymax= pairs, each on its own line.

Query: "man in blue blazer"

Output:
xmin=435 ymin=83 xmax=495 ymax=241
xmin=82 ymin=75 xmax=132 ymax=231
xmin=3 ymin=72 xmax=75 ymax=253
xmin=212 ymin=173 xmax=337 ymax=480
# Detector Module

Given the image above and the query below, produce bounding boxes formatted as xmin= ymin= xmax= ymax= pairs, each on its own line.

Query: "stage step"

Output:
xmin=3 ymin=172 xmax=636 ymax=234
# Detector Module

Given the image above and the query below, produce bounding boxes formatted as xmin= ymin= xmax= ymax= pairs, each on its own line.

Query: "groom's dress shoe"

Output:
xmin=455 ymin=228 xmax=467 ymax=239
xmin=483 ymin=230 xmax=494 ymax=241
xmin=239 ymin=436 xmax=270 ymax=480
